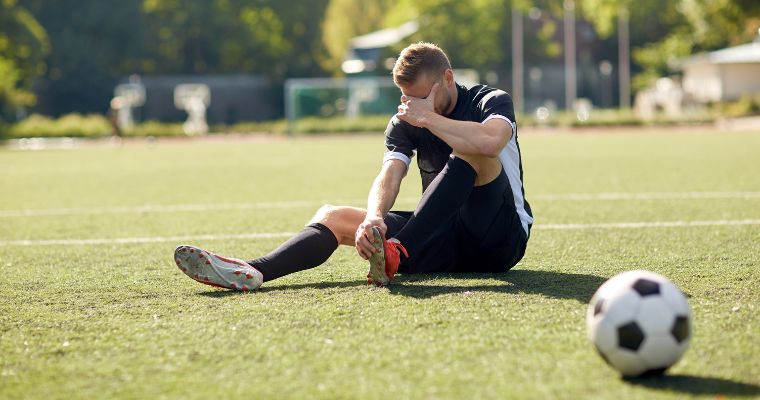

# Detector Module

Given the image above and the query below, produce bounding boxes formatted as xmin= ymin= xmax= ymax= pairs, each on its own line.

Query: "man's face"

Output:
xmin=399 ymin=72 xmax=453 ymax=115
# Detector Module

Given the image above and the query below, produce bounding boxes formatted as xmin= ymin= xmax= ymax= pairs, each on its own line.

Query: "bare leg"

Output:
xmin=307 ymin=205 xmax=367 ymax=246
xmin=453 ymin=152 xmax=503 ymax=186
xmin=247 ymin=205 xmax=368 ymax=281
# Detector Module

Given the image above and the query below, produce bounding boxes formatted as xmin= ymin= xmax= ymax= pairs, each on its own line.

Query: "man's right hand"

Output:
xmin=355 ymin=215 xmax=387 ymax=260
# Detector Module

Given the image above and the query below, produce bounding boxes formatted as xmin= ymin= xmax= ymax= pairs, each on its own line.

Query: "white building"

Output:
xmin=681 ymin=33 xmax=760 ymax=103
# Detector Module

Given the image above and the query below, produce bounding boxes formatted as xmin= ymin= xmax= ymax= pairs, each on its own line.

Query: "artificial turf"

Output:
xmin=1 ymin=129 xmax=758 ymax=399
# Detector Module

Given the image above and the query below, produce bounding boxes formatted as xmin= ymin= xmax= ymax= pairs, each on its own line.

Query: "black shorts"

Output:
xmin=384 ymin=168 xmax=529 ymax=274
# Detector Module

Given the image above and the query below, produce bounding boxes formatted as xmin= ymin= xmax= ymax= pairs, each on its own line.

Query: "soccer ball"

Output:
xmin=586 ymin=270 xmax=692 ymax=377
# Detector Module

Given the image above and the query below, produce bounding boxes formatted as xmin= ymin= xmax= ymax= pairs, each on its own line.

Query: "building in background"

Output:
xmin=681 ymin=34 xmax=760 ymax=103
xmin=119 ymin=75 xmax=277 ymax=125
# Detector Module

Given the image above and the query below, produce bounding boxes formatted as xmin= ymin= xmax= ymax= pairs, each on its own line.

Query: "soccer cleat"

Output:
xmin=366 ymin=227 xmax=408 ymax=287
xmin=174 ymin=245 xmax=263 ymax=291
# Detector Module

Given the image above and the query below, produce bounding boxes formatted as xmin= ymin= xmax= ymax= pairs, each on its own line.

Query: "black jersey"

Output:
xmin=383 ymin=82 xmax=533 ymax=235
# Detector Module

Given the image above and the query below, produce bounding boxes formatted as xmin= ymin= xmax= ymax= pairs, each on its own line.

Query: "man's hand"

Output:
xmin=355 ymin=215 xmax=387 ymax=260
xmin=396 ymin=83 xmax=439 ymax=128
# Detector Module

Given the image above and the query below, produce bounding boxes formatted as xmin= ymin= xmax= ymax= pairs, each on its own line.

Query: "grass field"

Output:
xmin=1 ymin=129 xmax=759 ymax=399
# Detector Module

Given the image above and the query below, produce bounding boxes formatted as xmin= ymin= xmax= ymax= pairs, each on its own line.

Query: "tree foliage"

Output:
xmin=385 ymin=0 xmax=508 ymax=72
xmin=578 ymin=0 xmax=760 ymax=89
xmin=0 ymin=0 xmax=48 ymax=117
xmin=140 ymin=0 xmax=329 ymax=78
xmin=320 ymin=0 xmax=397 ymax=74
xmin=4 ymin=0 xmax=760 ymax=118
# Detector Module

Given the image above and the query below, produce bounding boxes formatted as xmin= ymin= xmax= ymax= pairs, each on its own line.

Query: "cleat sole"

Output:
xmin=173 ymin=245 xmax=263 ymax=291
xmin=367 ymin=227 xmax=389 ymax=286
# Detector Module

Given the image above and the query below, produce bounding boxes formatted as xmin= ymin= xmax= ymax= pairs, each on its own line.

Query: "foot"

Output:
xmin=367 ymin=227 xmax=408 ymax=287
xmin=174 ymin=245 xmax=263 ymax=291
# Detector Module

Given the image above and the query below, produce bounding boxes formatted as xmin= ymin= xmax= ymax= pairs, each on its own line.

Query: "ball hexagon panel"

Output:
xmin=604 ymin=290 xmax=642 ymax=326
xmin=660 ymin=282 xmax=691 ymax=316
xmin=636 ymin=296 xmax=677 ymax=335
xmin=590 ymin=317 xmax=618 ymax=354
xmin=605 ymin=348 xmax=647 ymax=377
xmin=638 ymin=334 xmax=679 ymax=369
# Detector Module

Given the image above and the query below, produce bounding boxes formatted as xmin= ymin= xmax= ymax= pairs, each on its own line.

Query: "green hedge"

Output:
xmin=0 ymin=114 xmax=391 ymax=139
xmin=5 ymin=113 xmax=112 ymax=139
xmin=3 ymin=102 xmax=758 ymax=140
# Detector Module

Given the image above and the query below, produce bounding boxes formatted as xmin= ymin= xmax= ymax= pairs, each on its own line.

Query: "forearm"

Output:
xmin=367 ymin=161 xmax=404 ymax=218
xmin=422 ymin=113 xmax=510 ymax=158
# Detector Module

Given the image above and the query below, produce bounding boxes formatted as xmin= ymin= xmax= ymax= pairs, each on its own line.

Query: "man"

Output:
xmin=174 ymin=42 xmax=533 ymax=291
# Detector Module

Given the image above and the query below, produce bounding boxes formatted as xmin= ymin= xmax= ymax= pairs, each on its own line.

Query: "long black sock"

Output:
xmin=394 ymin=157 xmax=476 ymax=258
xmin=247 ymin=223 xmax=339 ymax=282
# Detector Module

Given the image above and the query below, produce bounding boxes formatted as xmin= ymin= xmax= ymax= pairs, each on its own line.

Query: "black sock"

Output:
xmin=394 ymin=157 xmax=476 ymax=258
xmin=248 ymin=223 xmax=339 ymax=282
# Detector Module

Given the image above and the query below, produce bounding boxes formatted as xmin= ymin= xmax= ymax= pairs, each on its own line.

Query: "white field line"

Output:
xmin=1 ymin=191 xmax=759 ymax=218
xmin=2 ymin=219 xmax=758 ymax=247
xmin=535 ymin=219 xmax=760 ymax=230
xmin=532 ymin=191 xmax=760 ymax=201
xmin=0 ymin=232 xmax=297 ymax=247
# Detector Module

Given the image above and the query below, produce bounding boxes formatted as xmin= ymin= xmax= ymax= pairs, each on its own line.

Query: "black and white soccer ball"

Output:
xmin=587 ymin=270 xmax=692 ymax=377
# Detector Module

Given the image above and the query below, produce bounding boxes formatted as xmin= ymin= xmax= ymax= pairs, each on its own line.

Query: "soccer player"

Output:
xmin=174 ymin=42 xmax=533 ymax=291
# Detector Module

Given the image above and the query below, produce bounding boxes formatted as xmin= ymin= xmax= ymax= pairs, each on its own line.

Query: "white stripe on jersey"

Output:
xmin=383 ymin=151 xmax=412 ymax=167
xmin=485 ymin=114 xmax=533 ymax=236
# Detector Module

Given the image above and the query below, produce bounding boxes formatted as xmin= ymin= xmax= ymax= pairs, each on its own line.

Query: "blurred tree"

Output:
xmin=0 ymin=0 xmax=49 ymax=119
xmin=141 ymin=0 xmax=328 ymax=78
xmin=19 ymin=0 xmax=329 ymax=116
xmin=385 ymin=0 xmax=508 ymax=72
xmin=20 ymin=0 xmax=146 ymax=115
xmin=577 ymin=0 xmax=760 ymax=89
xmin=320 ymin=0 xmax=397 ymax=74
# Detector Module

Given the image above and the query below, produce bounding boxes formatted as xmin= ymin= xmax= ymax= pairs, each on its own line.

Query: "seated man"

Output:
xmin=174 ymin=42 xmax=533 ymax=291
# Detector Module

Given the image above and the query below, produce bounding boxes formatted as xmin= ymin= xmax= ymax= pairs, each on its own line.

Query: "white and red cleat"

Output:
xmin=366 ymin=227 xmax=408 ymax=287
xmin=174 ymin=245 xmax=263 ymax=291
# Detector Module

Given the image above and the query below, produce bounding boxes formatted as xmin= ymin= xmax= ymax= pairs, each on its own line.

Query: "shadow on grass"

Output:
xmin=195 ymin=269 xmax=605 ymax=302
xmin=388 ymin=268 xmax=606 ymax=302
xmin=624 ymin=374 xmax=760 ymax=397
xmin=197 ymin=280 xmax=368 ymax=297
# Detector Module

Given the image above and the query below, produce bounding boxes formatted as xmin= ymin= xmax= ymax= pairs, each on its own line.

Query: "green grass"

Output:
xmin=1 ymin=129 xmax=759 ymax=399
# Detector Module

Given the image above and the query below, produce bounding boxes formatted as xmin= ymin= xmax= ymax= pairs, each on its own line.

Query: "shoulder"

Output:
xmin=469 ymin=84 xmax=512 ymax=107
xmin=384 ymin=115 xmax=419 ymax=141
xmin=385 ymin=115 xmax=410 ymax=134
xmin=465 ymin=84 xmax=515 ymax=123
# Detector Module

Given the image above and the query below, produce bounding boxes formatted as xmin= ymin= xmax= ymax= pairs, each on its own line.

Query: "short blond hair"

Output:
xmin=392 ymin=42 xmax=451 ymax=87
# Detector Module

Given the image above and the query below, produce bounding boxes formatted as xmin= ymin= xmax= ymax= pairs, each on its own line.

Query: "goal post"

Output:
xmin=284 ymin=77 xmax=400 ymax=131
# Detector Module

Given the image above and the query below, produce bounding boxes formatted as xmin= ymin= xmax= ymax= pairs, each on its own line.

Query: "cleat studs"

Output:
xmin=245 ymin=273 xmax=253 ymax=279
xmin=234 ymin=270 xmax=242 ymax=275
xmin=189 ymin=249 xmax=194 ymax=253
xmin=230 ymin=283 xmax=238 ymax=290
xmin=242 ymin=286 xmax=249 ymax=292
xmin=205 ymin=261 xmax=210 ymax=265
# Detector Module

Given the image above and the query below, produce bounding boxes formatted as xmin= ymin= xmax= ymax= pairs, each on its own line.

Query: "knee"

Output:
xmin=312 ymin=204 xmax=338 ymax=223
xmin=310 ymin=205 xmax=362 ymax=245
xmin=451 ymin=153 xmax=502 ymax=184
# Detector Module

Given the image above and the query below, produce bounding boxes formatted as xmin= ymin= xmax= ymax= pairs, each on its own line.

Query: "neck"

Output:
xmin=445 ymin=83 xmax=458 ymax=115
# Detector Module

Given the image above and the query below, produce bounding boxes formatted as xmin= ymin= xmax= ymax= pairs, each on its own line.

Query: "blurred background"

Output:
xmin=1 ymin=0 xmax=759 ymax=139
